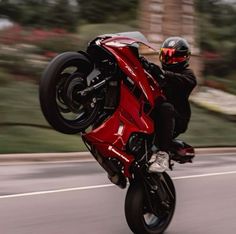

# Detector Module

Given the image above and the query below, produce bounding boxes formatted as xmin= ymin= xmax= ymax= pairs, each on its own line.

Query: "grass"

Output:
xmin=77 ymin=23 xmax=138 ymax=49
xmin=0 ymin=126 xmax=87 ymax=153
xmin=205 ymin=75 xmax=236 ymax=95
xmin=0 ymin=81 xmax=235 ymax=153
xmin=78 ymin=23 xmax=137 ymax=37
xmin=0 ymin=81 xmax=87 ymax=153
xmin=182 ymin=104 xmax=236 ymax=147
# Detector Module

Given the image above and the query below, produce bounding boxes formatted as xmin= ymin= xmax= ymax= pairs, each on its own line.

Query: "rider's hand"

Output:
xmin=150 ymin=64 xmax=164 ymax=78
xmin=149 ymin=64 xmax=166 ymax=86
xmin=140 ymin=57 xmax=166 ymax=87
xmin=139 ymin=56 xmax=150 ymax=70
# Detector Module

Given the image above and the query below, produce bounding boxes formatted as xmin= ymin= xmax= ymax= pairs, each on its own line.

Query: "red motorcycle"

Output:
xmin=39 ymin=32 xmax=195 ymax=234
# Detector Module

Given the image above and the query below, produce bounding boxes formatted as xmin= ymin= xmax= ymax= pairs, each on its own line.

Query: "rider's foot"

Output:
xmin=148 ymin=151 xmax=169 ymax=173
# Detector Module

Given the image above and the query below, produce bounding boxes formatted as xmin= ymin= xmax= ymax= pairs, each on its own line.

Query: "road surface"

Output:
xmin=0 ymin=152 xmax=236 ymax=234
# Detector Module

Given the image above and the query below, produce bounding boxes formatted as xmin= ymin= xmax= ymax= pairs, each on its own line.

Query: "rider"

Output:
xmin=141 ymin=37 xmax=197 ymax=173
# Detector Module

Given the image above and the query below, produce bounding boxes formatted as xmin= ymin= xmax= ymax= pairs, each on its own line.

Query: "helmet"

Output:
xmin=159 ymin=37 xmax=191 ymax=70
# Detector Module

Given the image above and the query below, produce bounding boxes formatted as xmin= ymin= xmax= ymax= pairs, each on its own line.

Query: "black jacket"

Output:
xmin=146 ymin=62 xmax=197 ymax=121
xmin=163 ymin=68 xmax=197 ymax=120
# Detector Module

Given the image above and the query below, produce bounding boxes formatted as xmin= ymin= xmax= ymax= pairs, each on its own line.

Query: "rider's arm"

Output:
xmin=139 ymin=57 xmax=165 ymax=83
xmin=164 ymin=69 xmax=197 ymax=90
xmin=140 ymin=56 xmax=197 ymax=89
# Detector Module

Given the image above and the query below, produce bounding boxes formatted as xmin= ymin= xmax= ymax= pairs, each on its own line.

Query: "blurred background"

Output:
xmin=0 ymin=0 xmax=235 ymax=153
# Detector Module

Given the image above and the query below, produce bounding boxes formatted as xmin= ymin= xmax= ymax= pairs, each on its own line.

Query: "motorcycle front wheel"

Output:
xmin=39 ymin=52 xmax=103 ymax=134
xmin=125 ymin=172 xmax=176 ymax=234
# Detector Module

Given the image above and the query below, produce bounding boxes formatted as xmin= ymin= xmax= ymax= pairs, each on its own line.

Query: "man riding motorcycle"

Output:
xmin=40 ymin=32 xmax=195 ymax=233
xmin=141 ymin=36 xmax=197 ymax=173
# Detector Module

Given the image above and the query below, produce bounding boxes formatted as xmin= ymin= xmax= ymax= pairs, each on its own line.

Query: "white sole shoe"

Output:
xmin=148 ymin=151 xmax=169 ymax=173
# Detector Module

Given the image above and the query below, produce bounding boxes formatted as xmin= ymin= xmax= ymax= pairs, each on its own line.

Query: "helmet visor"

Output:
xmin=159 ymin=48 xmax=188 ymax=65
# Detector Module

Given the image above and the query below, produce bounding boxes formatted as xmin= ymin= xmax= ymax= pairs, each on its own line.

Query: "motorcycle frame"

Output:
xmin=83 ymin=36 xmax=164 ymax=178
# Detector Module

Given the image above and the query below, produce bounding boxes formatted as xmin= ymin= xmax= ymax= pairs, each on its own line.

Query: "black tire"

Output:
xmin=125 ymin=172 xmax=176 ymax=234
xmin=39 ymin=52 xmax=102 ymax=134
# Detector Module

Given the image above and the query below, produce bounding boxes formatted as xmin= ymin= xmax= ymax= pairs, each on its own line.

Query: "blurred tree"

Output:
xmin=46 ymin=0 xmax=78 ymax=32
xmin=1 ymin=0 xmax=139 ymax=30
xmin=0 ymin=0 xmax=22 ymax=21
xmin=17 ymin=1 xmax=49 ymax=26
xmin=195 ymin=0 xmax=236 ymax=78
xmin=0 ymin=0 xmax=78 ymax=31
xmin=77 ymin=0 xmax=138 ymax=23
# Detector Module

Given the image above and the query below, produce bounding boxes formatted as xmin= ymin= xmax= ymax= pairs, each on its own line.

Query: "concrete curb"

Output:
xmin=195 ymin=147 xmax=236 ymax=155
xmin=190 ymin=87 xmax=236 ymax=121
xmin=0 ymin=148 xmax=236 ymax=163
xmin=0 ymin=152 xmax=92 ymax=163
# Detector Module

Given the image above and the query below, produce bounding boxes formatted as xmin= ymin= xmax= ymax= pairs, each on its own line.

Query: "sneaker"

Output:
xmin=148 ymin=151 xmax=169 ymax=173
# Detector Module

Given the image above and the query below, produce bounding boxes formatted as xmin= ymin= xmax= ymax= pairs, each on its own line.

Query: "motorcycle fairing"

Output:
xmin=85 ymin=33 xmax=163 ymax=177
xmin=85 ymin=83 xmax=154 ymax=177
xmin=101 ymin=37 xmax=160 ymax=107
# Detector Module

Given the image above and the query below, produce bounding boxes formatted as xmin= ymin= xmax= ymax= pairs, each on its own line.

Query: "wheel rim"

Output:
xmin=143 ymin=210 xmax=168 ymax=229
xmin=143 ymin=213 xmax=160 ymax=226
xmin=142 ymin=173 xmax=175 ymax=230
xmin=54 ymin=63 xmax=103 ymax=127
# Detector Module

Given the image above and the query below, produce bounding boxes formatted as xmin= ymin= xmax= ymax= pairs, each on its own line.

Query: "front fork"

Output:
xmin=132 ymin=164 xmax=174 ymax=216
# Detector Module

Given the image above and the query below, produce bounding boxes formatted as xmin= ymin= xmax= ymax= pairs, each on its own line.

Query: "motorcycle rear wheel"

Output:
xmin=125 ymin=172 xmax=176 ymax=234
xmin=39 ymin=52 xmax=103 ymax=134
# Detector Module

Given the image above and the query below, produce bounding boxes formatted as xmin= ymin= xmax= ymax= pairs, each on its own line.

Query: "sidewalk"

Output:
xmin=0 ymin=148 xmax=236 ymax=163
xmin=190 ymin=86 xmax=236 ymax=121
xmin=0 ymin=152 xmax=92 ymax=163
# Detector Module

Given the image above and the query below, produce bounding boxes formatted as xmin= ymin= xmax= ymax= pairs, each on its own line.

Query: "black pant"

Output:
xmin=153 ymin=102 xmax=189 ymax=152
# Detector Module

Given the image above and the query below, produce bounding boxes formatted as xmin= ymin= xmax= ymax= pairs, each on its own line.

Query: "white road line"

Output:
xmin=0 ymin=184 xmax=114 ymax=199
xmin=1 ymin=170 xmax=236 ymax=199
xmin=172 ymin=170 xmax=236 ymax=180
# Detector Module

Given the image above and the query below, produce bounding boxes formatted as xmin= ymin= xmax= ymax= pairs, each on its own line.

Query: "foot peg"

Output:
xmin=170 ymin=139 xmax=195 ymax=164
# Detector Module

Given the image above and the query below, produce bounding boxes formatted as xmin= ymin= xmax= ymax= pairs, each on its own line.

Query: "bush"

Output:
xmin=0 ymin=53 xmax=43 ymax=82
xmin=0 ymin=69 xmax=12 ymax=85
xmin=204 ymin=75 xmax=236 ymax=95
xmin=35 ymin=34 xmax=80 ymax=54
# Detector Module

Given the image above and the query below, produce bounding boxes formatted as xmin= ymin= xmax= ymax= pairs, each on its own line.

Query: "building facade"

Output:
xmin=139 ymin=0 xmax=202 ymax=80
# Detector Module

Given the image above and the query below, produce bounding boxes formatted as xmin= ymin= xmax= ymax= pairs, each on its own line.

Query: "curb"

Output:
xmin=0 ymin=147 xmax=236 ymax=163
xmin=195 ymin=147 xmax=236 ymax=155
xmin=190 ymin=87 xmax=236 ymax=122
xmin=0 ymin=152 xmax=92 ymax=163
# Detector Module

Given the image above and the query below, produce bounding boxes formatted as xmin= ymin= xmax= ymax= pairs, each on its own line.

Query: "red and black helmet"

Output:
xmin=159 ymin=37 xmax=191 ymax=70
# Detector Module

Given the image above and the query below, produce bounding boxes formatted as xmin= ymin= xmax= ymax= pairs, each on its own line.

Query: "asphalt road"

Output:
xmin=1 ymin=153 xmax=236 ymax=234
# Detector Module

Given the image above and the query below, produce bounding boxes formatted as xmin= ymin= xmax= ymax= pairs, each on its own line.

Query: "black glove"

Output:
xmin=149 ymin=63 xmax=166 ymax=86
xmin=149 ymin=64 xmax=164 ymax=78
xmin=139 ymin=56 xmax=150 ymax=70
xmin=140 ymin=57 xmax=166 ymax=87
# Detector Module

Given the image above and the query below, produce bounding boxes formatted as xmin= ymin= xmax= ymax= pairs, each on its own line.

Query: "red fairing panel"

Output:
xmin=102 ymin=43 xmax=158 ymax=107
xmin=85 ymin=84 xmax=154 ymax=177
xmin=84 ymin=36 xmax=163 ymax=177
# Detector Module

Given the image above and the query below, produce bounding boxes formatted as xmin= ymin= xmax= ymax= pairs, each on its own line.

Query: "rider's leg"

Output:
xmin=173 ymin=116 xmax=189 ymax=138
xmin=155 ymin=102 xmax=175 ymax=151
xmin=149 ymin=102 xmax=175 ymax=173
